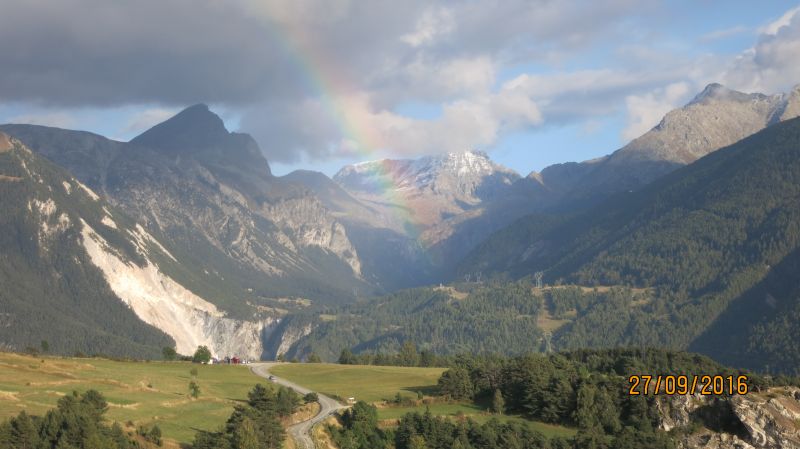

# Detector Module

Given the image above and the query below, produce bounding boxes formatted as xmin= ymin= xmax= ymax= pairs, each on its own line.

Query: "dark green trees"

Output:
xmin=162 ymin=346 xmax=177 ymax=361
xmin=0 ymin=390 xmax=133 ymax=449
xmin=329 ymin=402 xmax=389 ymax=449
xmin=491 ymin=389 xmax=505 ymax=414
xmin=193 ymin=346 xmax=212 ymax=364
xmin=339 ymin=348 xmax=357 ymax=365
xmin=437 ymin=367 xmax=474 ymax=400
xmin=193 ymin=384 xmax=299 ymax=449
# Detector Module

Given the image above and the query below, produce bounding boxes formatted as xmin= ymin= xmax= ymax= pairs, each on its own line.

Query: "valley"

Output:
xmin=4 ymin=84 xmax=800 ymax=374
xmin=4 ymin=2 xmax=800 ymax=448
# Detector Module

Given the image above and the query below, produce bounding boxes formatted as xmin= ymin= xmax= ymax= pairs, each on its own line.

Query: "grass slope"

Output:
xmin=271 ymin=363 xmax=445 ymax=403
xmin=0 ymin=352 xmax=260 ymax=444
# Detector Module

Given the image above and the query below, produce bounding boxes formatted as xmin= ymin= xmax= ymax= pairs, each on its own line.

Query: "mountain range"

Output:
xmin=2 ymin=83 xmax=800 ymax=373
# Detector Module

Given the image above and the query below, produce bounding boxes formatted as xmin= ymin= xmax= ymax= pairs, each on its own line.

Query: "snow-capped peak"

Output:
xmin=334 ymin=150 xmax=519 ymax=196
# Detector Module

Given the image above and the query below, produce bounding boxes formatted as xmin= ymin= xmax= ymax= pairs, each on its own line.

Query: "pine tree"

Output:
xmin=232 ymin=417 xmax=259 ymax=449
xmin=491 ymin=389 xmax=505 ymax=414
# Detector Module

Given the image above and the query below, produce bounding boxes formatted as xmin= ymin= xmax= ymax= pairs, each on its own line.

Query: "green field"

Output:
xmin=270 ymin=363 xmax=446 ymax=403
xmin=0 ymin=354 xmax=576 ymax=444
xmin=270 ymin=363 xmax=576 ymax=438
xmin=0 ymin=352 xmax=261 ymax=444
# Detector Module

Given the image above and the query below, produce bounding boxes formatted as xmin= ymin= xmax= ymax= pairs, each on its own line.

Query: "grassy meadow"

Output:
xmin=0 ymin=354 xmax=576 ymax=444
xmin=270 ymin=363 xmax=446 ymax=403
xmin=0 ymin=352 xmax=261 ymax=444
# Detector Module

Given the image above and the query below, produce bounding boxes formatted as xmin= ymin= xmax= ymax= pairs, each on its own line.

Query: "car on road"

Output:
xmin=268 ymin=375 xmax=276 ymax=381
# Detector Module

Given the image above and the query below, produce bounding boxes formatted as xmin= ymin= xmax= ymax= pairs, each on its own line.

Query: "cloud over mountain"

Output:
xmin=1 ymin=1 xmax=800 ymax=165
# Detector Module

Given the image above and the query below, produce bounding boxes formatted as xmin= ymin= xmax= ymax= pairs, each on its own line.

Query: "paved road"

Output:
xmin=251 ymin=363 xmax=348 ymax=449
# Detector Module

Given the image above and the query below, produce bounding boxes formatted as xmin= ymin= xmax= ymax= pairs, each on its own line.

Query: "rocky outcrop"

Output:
xmin=661 ymin=388 xmax=800 ymax=449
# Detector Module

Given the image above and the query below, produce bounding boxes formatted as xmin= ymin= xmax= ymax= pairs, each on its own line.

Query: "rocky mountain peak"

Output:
xmin=612 ymin=83 xmax=790 ymax=166
xmin=335 ymin=150 xmax=517 ymax=192
xmin=130 ymin=103 xmax=230 ymax=152
xmin=421 ymin=150 xmax=499 ymax=176
xmin=130 ymin=104 xmax=273 ymax=180
xmin=689 ymin=82 xmax=760 ymax=105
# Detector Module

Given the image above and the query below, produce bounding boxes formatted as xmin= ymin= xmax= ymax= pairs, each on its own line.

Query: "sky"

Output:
xmin=1 ymin=1 xmax=799 ymax=176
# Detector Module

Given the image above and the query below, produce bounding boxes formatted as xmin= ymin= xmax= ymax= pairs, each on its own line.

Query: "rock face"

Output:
xmin=659 ymin=388 xmax=800 ymax=449
xmin=77 ymin=215 xmax=275 ymax=359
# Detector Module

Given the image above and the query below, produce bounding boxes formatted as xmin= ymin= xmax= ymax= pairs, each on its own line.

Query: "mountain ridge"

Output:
xmin=2 ymin=107 xmax=371 ymax=310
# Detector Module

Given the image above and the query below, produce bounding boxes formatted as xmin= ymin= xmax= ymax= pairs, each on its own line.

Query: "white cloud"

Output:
xmin=401 ymin=6 xmax=454 ymax=47
xmin=722 ymin=6 xmax=800 ymax=94
xmin=0 ymin=0 xmax=654 ymax=162
xmin=622 ymin=82 xmax=691 ymax=141
xmin=759 ymin=6 xmax=800 ymax=36
xmin=7 ymin=0 xmax=798 ymax=165
xmin=243 ymin=80 xmax=543 ymax=161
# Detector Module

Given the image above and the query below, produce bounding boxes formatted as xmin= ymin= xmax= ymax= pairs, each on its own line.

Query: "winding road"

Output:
xmin=251 ymin=363 xmax=348 ymax=449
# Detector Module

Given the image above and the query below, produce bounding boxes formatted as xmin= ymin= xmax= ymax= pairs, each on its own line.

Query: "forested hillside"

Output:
xmin=285 ymin=282 xmax=545 ymax=361
xmin=0 ymin=134 xmax=172 ymax=358
xmin=460 ymin=117 xmax=800 ymax=373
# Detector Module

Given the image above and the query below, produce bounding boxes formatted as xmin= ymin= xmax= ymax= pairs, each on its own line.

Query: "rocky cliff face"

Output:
xmin=77 ymin=211 xmax=276 ymax=359
xmin=658 ymin=388 xmax=800 ymax=449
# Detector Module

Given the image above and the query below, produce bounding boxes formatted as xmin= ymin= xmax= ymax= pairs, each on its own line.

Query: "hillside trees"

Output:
xmin=193 ymin=384 xmax=298 ymax=449
xmin=0 ymin=390 xmax=134 ymax=449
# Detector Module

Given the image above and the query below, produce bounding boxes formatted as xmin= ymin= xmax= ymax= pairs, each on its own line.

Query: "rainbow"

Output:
xmin=262 ymin=13 xmax=423 ymax=237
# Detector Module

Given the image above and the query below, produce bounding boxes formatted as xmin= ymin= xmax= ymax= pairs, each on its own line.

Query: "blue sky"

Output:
xmin=1 ymin=1 xmax=799 ymax=177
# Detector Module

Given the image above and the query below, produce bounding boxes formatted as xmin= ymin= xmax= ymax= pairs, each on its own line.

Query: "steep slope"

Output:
xmin=2 ymin=105 xmax=370 ymax=310
xmin=0 ymin=132 xmax=172 ymax=357
xmin=282 ymin=170 xmax=434 ymax=289
xmin=282 ymin=169 xmax=389 ymax=229
xmin=461 ymin=117 xmax=800 ymax=372
xmin=0 ymin=132 xmax=281 ymax=359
